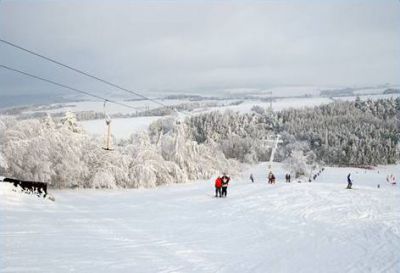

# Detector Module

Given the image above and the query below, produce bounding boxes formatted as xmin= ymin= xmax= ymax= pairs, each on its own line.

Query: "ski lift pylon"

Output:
xmin=103 ymin=100 xmax=113 ymax=151
xmin=267 ymin=134 xmax=283 ymax=171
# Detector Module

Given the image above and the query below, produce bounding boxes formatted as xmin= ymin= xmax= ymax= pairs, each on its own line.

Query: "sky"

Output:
xmin=0 ymin=0 xmax=399 ymax=103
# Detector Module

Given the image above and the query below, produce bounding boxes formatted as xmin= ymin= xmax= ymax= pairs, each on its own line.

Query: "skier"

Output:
xmin=391 ymin=175 xmax=397 ymax=185
xmin=215 ymin=176 xmax=223 ymax=198
xmin=387 ymin=174 xmax=396 ymax=185
xmin=250 ymin=174 xmax=254 ymax=183
xmin=346 ymin=173 xmax=352 ymax=189
xmin=268 ymin=171 xmax=276 ymax=184
xmin=285 ymin=173 xmax=291 ymax=183
xmin=221 ymin=173 xmax=230 ymax=197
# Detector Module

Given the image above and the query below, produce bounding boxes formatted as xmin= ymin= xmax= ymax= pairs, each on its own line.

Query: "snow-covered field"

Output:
xmin=1 ymin=163 xmax=399 ymax=273
xmin=27 ymin=99 xmax=194 ymax=115
xmin=202 ymin=97 xmax=334 ymax=114
xmin=80 ymin=116 xmax=161 ymax=139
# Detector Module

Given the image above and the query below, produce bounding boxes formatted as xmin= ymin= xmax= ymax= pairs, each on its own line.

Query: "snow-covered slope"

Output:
xmin=80 ymin=116 xmax=161 ymax=139
xmin=1 ymin=163 xmax=399 ymax=273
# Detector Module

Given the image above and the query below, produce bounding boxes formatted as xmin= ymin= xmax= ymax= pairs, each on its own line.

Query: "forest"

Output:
xmin=0 ymin=97 xmax=399 ymax=188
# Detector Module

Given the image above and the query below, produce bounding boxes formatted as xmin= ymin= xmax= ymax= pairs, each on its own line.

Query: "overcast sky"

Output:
xmin=0 ymin=0 xmax=399 ymax=99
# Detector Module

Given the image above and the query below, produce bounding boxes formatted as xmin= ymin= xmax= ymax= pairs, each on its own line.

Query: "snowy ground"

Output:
xmin=1 ymin=163 xmax=399 ymax=273
xmin=80 ymin=116 xmax=161 ymax=139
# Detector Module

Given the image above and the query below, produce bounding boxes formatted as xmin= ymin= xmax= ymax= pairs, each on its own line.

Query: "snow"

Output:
xmin=190 ymin=97 xmax=334 ymax=115
xmin=80 ymin=116 xmax=161 ymax=139
xmin=77 ymin=97 xmax=335 ymax=139
xmin=26 ymin=99 xmax=197 ymax=115
xmin=1 ymin=163 xmax=399 ymax=273
xmin=333 ymin=93 xmax=400 ymax=102
xmin=12 ymin=93 xmax=398 ymax=141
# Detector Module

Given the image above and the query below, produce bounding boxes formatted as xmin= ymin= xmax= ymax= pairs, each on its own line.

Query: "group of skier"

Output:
xmin=386 ymin=174 xmax=397 ymax=185
xmin=214 ymin=174 xmax=231 ymax=198
xmin=213 ymin=169 xmax=396 ymax=197
xmin=348 ymin=172 xmax=397 ymax=189
xmin=214 ymin=171 xmax=289 ymax=197
xmin=251 ymin=172 xmax=290 ymax=184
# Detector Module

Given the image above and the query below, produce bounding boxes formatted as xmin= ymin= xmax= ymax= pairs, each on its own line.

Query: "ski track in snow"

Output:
xmin=1 ymin=163 xmax=399 ymax=273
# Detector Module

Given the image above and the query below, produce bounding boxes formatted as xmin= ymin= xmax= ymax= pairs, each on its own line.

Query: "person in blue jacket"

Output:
xmin=346 ymin=173 xmax=352 ymax=189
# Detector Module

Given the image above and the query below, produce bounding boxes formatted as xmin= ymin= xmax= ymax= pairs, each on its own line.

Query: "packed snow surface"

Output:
xmin=1 ymin=163 xmax=399 ymax=273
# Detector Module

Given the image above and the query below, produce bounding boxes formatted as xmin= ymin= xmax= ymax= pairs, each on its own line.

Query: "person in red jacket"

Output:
xmin=215 ymin=176 xmax=223 ymax=197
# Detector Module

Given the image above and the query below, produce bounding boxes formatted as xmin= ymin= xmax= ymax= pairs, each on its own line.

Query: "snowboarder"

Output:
xmin=215 ymin=176 xmax=223 ymax=197
xmin=346 ymin=173 xmax=352 ymax=189
xmin=221 ymin=173 xmax=230 ymax=197
xmin=250 ymin=174 xmax=254 ymax=183
xmin=268 ymin=171 xmax=276 ymax=184
xmin=285 ymin=173 xmax=291 ymax=183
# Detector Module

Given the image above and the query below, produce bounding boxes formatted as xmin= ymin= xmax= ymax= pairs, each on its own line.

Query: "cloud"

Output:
xmin=0 ymin=0 xmax=399 ymax=98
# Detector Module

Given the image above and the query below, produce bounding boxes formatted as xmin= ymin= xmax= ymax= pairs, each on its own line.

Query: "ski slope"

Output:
xmin=1 ymin=163 xmax=399 ymax=273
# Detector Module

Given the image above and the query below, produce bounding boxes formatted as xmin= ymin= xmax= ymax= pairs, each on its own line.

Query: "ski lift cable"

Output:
xmin=0 ymin=64 xmax=141 ymax=111
xmin=0 ymin=38 xmax=169 ymax=108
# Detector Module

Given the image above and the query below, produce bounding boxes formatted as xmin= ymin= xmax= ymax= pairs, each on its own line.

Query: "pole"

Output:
xmin=106 ymin=120 xmax=112 ymax=150
xmin=268 ymin=135 xmax=283 ymax=170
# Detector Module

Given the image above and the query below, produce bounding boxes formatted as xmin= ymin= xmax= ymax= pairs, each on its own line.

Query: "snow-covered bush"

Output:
xmin=186 ymin=110 xmax=275 ymax=163
xmin=0 ymin=113 xmax=238 ymax=189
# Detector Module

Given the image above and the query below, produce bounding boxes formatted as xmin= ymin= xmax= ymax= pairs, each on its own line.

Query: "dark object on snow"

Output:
xmin=250 ymin=174 xmax=254 ymax=183
xmin=268 ymin=172 xmax=276 ymax=184
xmin=377 ymin=184 xmax=380 ymax=189
xmin=2 ymin=177 xmax=48 ymax=197
xmin=285 ymin=173 xmax=291 ymax=183
xmin=346 ymin=173 xmax=352 ymax=189
xmin=221 ymin=175 xmax=230 ymax=197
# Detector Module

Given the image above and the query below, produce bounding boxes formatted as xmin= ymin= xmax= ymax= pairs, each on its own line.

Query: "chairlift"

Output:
xmin=102 ymin=100 xmax=113 ymax=151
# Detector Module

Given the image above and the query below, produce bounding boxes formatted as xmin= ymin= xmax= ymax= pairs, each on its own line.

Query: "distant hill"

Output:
xmin=383 ymin=88 xmax=400 ymax=94
xmin=320 ymin=88 xmax=354 ymax=97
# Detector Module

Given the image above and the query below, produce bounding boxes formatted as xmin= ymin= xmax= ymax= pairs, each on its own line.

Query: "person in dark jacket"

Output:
xmin=250 ymin=174 xmax=254 ymax=183
xmin=347 ymin=173 xmax=352 ymax=189
xmin=215 ymin=177 xmax=223 ymax=197
xmin=268 ymin=171 xmax=276 ymax=184
xmin=285 ymin=173 xmax=291 ymax=183
xmin=221 ymin=174 xmax=230 ymax=197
